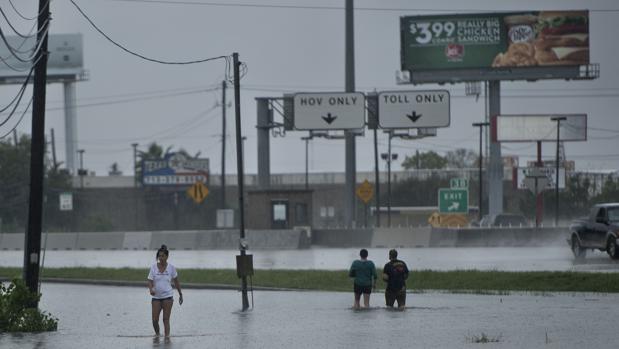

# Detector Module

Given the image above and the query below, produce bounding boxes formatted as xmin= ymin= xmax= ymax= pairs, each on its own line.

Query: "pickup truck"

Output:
xmin=569 ymin=203 xmax=619 ymax=260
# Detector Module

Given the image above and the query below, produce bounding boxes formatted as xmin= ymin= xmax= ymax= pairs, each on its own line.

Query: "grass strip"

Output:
xmin=1 ymin=267 xmax=619 ymax=293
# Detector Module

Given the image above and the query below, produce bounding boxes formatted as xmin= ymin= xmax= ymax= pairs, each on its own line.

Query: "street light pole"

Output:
xmin=551 ymin=116 xmax=566 ymax=227
xmin=302 ymin=136 xmax=311 ymax=190
xmin=472 ymin=122 xmax=489 ymax=221
xmin=131 ymin=143 xmax=138 ymax=188
xmin=381 ymin=131 xmax=397 ymax=227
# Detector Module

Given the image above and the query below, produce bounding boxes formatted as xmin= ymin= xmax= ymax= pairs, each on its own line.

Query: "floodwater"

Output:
xmin=0 ymin=283 xmax=617 ymax=348
xmin=2 ymin=247 xmax=619 ymax=272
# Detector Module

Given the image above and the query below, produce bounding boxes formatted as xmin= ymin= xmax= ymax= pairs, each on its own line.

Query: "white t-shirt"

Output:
xmin=147 ymin=263 xmax=178 ymax=299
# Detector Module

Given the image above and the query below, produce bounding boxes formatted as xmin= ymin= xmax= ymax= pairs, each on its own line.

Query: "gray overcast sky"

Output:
xmin=1 ymin=0 xmax=618 ymax=176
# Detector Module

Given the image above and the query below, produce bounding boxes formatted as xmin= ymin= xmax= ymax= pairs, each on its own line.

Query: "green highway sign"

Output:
xmin=438 ymin=188 xmax=468 ymax=213
xmin=450 ymin=178 xmax=468 ymax=189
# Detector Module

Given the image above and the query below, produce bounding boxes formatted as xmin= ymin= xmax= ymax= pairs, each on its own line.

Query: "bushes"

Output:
xmin=0 ymin=279 xmax=58 ymax=332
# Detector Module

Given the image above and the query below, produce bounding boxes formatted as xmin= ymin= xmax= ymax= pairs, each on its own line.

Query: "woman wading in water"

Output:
xmin=147 ymin=245 xmax=183 ymax=338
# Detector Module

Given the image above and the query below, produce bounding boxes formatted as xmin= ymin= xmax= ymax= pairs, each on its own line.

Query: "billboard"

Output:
xmin=142 ymin=152 xmax=209 ymax=186
xmin=0 ymin=34 xmax=85 ymax=83
xmin=401 ymin=10 xmax=589 ymax=72
xmin=493 ymin=114 xmax=587 ymax=142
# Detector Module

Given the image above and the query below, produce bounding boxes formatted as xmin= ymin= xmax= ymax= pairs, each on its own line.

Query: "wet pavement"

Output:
xmin=2 ymin=247 xmax=619 ymax=272
xmin=0 ymin=283 xmax=617 ymax=348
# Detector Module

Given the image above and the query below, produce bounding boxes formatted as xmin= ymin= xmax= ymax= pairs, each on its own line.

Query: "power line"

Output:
xmin=0 ymin=67 xmax=33 ymax=127
xmin=8 ymin=0 xmax=50 ymax=21
xmin=0 ymin=97 xmax=32 ymax=139
xmin=69 ymin=0 xmax=230 ymax=66
xmin=0 ymin=21 xmax=49 ymax=62
xmin=106 ymin=0 xmax=619 ymax=13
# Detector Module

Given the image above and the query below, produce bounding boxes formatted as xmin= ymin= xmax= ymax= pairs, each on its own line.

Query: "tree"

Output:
xmin=401 ymin=150 xmax=447 ymax=170
xmin=445 ymin=148 xmax=477 ymax=168
xmin=592 ymin=175 xmax=619 ymax=204
xmin=0 ymin=135 xmax=72 ymax=232
xmin=0 ymin=136 xmax=31 ymax=231
xmin=108 ymin=162 xmax=122 ymax=176
xmin=134 ymin=142 xmax=173 ymax=180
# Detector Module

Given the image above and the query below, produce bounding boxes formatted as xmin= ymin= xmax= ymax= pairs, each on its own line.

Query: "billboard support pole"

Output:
xmin=488 ymin=81 xmax=503 ymax=217
xmin=551 ymin=116 xmax=566 ymax=227
xmin=536 ymin=141 xmax=543 ymax=227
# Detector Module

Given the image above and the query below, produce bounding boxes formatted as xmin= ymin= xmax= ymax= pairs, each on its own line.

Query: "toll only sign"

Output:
xmin=378 ymin=90 xmax=450 ymax=129
xmin=293 ymin=92 xmax=365 ymax=130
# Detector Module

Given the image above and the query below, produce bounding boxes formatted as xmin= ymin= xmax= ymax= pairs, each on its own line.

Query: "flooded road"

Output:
xmin=2 ymin=247 xmax=619 ymax=272
xmin=0 ymin=283 xmax=617 ymax=348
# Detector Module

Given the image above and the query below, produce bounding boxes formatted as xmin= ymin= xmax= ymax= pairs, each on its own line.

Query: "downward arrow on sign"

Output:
xmin=406 ymin=111 xmax=422 ymax=123
xmin=322 ymin=113 xmax=337 ymax=124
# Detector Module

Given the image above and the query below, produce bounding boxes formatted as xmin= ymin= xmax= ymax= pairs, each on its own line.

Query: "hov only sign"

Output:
xmin=438 ymin=188 xmax=468 ymax=214
xmin=378 ymin=90 xmax=450 ymax=128
xmin=293 ymin=92 xmax=365 ymax=130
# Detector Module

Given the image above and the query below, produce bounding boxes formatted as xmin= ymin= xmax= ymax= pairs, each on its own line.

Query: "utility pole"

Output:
xmin=373 ymin=128 xmax=380 ymax=227
xmin=344 ymin=0 xmax=356 ymax=228
xmin=50 ymin=128 xmax=58 ymax=170
xmin=24 ymin=0 xmax=50 ymax=303
xmin=78 ymin=149 xmax=85 ymax=189
xmin=221 ymin=80 xmax=227 ymax=209
xmin=233 ymin=53 xmax=250 ymax=311
xmin=132 ymin=143 xmax=139 ymax=231
xmin=472 ymin=122 xmax=489 ymax=221
xmin=551 ymin=116 xmax=566 ymax=227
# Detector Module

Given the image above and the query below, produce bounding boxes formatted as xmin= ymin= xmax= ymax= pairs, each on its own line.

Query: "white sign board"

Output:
xmin=59 ymin=192 xmax=73 ymax=211
xmin=0 ymin=34 xmax=84 ymax=81
xmin=293 ymin=92 xmax=365 ymax=130
xmin=378 ymin=90 xmax=450 ymax=128
xmin=517 ymin=167 xmax=565 ymax=190
xmin=495 ymin=114 xmax=587 ymax=142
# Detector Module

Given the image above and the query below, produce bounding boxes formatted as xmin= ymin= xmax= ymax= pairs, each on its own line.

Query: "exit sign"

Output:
xmin=438 ymin=188 xmax=468 ymax=214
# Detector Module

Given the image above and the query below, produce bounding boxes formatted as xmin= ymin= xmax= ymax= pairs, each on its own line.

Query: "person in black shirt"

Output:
xmin=382 ymin=249 xmax=409 ymax=309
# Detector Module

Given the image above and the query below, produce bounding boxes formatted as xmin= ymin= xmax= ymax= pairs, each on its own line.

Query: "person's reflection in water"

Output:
xmin=152 ymin=334 xmax=172 ymax=347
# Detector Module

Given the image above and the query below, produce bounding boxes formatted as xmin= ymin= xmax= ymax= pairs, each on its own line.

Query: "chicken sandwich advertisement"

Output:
xmin=400 ymin=10 xmax=589 ymax=71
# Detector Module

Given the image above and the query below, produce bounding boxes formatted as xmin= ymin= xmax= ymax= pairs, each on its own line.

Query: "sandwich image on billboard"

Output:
xmin=400 ymin=10 xmax=589 ymax=71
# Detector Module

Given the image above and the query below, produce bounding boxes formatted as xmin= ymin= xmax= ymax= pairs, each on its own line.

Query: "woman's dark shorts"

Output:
xmin=354 ymin=284 xmax=372 ymax=295
xmin=152 ymin=296 xmax=173 ymax=305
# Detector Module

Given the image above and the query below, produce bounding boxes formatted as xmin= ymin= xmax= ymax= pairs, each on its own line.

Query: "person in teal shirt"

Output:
xmin=348 ymin=249 xmax=377 ymax=309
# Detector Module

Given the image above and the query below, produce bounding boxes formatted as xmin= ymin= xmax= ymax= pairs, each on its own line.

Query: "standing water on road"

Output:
xmin=1 ymin=247 xmax=618 ymax=272
xmin=0 ymin=283 xmax=618 ymax=349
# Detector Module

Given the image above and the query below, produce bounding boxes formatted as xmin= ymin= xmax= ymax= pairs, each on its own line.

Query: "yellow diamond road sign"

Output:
xmin=356 ymin=179 xmax=374 ymax=204
xmin=187 ymin=181 xmax=209 ymax=204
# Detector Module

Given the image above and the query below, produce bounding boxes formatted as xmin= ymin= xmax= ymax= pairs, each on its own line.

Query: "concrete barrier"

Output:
xmin=123 ymin=232 xmax=152 ymax=250
xmin=371 ymin=227 xmax=432 ymax=248
xmin=76 ymin=232 xmax=126 ymax=250
xmin=151 ymin=231 xmax=200 ymax=250
xmin=312 ymin=229 xmax=373 ymax=247
xmin=44 ymin=233 xmax=78 ymax=250
xmin=429 ymin=228 xmax=458 ymax=247
xmin=430 ymin=227 xmax=567 ymax=247
xmin=0 ymin=233 xmax=24 ymax=250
